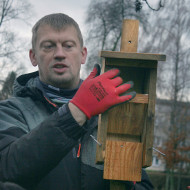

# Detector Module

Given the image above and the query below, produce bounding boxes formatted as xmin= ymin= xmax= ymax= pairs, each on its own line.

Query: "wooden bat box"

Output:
xmin=95 ymin=20 xmax=166 ymax=183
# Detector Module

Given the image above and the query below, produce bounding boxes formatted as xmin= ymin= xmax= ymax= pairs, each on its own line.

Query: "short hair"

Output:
xmin=31 ymin=13 xmax=83 ymax=50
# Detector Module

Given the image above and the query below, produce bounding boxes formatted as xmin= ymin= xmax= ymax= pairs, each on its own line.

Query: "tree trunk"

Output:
xmin=170 ymin=169 xmax=175 ymax=190
xmin=177 ymin=163 xmax=183 ymax=190
xmin=165 ymin=169 xmax=170 ymax=190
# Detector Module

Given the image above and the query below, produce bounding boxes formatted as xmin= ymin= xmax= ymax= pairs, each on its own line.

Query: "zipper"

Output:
xmin=77 ymin=139 xmax=81 ymax=158
xmin=44 ymin=96 xmax=58 ymax=108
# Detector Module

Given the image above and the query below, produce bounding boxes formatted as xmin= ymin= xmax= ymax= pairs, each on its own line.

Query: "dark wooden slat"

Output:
xmin=100 ymin=51 xmax=166 ymax=61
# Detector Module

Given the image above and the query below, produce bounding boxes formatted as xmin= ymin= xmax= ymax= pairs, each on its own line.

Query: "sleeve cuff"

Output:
xmin=57 ymin=104 xmax=88 ymax=140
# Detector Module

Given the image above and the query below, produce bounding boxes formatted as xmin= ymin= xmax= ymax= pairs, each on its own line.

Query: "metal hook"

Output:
xmin=153 ymin=147 xmax=166 ymax=156
xmin=90 ymin=135 xmax=102 ymax=146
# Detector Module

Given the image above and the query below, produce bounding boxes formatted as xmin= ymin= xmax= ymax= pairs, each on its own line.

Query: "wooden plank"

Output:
xmin=130 ymin=94 xmax=148 ymax=104
xmin=100 ymin=51 xmax=166 ymax=61
xmin=120 ymin=19 xmax=139 ymax=52
xmin=107 ymin=102 xmax=148 ymax=135
xmin=142 ymin=68 xmax=157 ymax=167
xmin=101 ymin=57 xmax=106 ymax=73
xmin=96 ymin=58 xmax=108 ymax=164
xmin=104 ymin=140 xmax=142 ymax=181
xmin=105 ymin=58 xmax=158 ymax=69
xmin=107 ymin=133 xmax=141 ymax=143
xmin=96 ymin=111 xmax=109 ymax=164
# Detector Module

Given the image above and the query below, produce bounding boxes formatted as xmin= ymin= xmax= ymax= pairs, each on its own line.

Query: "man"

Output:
xmin=0 ymin=13 xmax=153 ymax=190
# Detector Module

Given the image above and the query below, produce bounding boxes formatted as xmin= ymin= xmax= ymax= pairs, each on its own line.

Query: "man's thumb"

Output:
xmin=86 ymin=64 xmax=101 ymax=79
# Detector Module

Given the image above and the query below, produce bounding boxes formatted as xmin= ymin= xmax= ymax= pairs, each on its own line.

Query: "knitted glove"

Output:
xmin=70 ymin=64 xmax=136 ymax=119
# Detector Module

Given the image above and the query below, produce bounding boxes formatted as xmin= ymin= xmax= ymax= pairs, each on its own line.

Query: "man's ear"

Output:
xmin=81 ymin=47 xmax=87 ymax=65
xmin=29 ymin=49 xmax=38 ymax=67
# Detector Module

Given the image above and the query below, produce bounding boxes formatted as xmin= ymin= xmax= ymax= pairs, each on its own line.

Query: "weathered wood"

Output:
xmin=96 ymin=58 xmax=107 ymax=164
xmin=104 ymin=58 xmax=158 ymax=69
xmin=96 ymin=19 xmax=166 ymax=186
xmin=107 ymin=102 xmax=147 ymax=135
xmin=96 ymin=111 xmax=109 ymax=164
xmin=104 ymin=140 xmax=142 ymax=181
xmin=120 ymin=19 xmax=139 ymax=52
xmin=100 ymin=51 xmax=166 ymax=61
xmin=142 ymin=68 xmax=157 ymax=167
xmin=107 ymin=133 xmax=141 ymax=143
xmin=130 ymin=94 xmax=148 ymax=104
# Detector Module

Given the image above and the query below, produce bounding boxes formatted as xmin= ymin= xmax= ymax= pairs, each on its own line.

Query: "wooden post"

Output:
xmin=96 ymin=19 xmax=166 ymax=189
xmin=120 ymin=19 xmax=139 ymax=52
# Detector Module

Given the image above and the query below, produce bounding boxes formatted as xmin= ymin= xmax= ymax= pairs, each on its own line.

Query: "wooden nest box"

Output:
xmin=95 ymin=19 xmax=166 ymax=186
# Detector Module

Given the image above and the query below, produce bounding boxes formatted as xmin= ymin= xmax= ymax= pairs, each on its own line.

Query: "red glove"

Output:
xmin=70 ymin=64 xmax=136 ymax=119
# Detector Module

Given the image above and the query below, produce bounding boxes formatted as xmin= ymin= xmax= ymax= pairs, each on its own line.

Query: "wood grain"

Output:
xmin=142 ymin=68 xmax=157 ymax=167
xmin=96 ymin=111 xmax=109 ymax=164
xmin=120 ymin=19 xmax=139 ymax=52
xmin=130 ymin=94 xmax=148 ymax=104
xmin=104 ymin=140 xmax=142 ymax=181
xmin=95 ymin=19 xmax=165 ymax=185
xmin=107 ymin=102 xmax=148 ymax=135
xmin=100 ymin=51 xmax=166 ymax=61
xmin=105 ymin=58 xmax=158 ymax=69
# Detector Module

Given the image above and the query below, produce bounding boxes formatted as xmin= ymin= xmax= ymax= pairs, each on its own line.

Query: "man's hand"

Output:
xmin=70 ymin=64 xmax=136 ymax=119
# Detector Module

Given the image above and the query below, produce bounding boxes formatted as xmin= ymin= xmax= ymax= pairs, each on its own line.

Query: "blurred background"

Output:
xmin=0 ymin=0 xmax=189 ymax=189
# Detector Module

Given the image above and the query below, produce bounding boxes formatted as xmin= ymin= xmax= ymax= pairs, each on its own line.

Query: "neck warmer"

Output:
xmin=36 ymin=77 xmax=82 ymax=104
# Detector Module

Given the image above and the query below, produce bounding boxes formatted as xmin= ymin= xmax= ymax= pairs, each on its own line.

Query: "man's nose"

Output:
xmin=54 ymin=45 xmax=66 ymax=59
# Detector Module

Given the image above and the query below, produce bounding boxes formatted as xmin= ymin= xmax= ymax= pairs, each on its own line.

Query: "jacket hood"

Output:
xmin=13 ymin=71 xmax=41 ymax=98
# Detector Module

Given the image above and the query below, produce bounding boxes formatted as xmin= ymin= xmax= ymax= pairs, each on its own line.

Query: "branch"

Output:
xmin=0 ymin=0 xmax=14 ymax=27
xmin=0 ymin=80 xmax=5 ymax=84
xmin=143 ymin=0 xmax=165 ymax=11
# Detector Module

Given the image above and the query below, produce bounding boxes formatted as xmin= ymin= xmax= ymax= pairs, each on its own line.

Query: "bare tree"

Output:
xmin=156 ymin=100 xmax=190 ymax=190
xmin=143 ymin=0 xmax=190 ymax=189
xmin=142 ymin=0 xmax=165 ymax=11
xmin=84 ymin=0 xmax=150 ymax=76
xmin=0 ymin=0 xmax=33 ymax=89
xmin=0 ymin=71 xmax=16 ymax=100
xmin=142 ymin=0 xmax=190 ymax=99
xmin=84 ymin=0 xmax=190 ymax=189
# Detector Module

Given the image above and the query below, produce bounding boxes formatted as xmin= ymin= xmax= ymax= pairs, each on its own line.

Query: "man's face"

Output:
xmin=29 ymin=24 xmax=87 ymax=89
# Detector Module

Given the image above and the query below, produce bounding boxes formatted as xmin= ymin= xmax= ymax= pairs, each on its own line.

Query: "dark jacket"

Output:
xmin=0 ymin=72 xmax=153 ymax=190
xmin=0 ymin=181 xmax=25 ymax=190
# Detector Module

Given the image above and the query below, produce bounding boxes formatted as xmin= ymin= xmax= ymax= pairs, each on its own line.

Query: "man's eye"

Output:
xmin=44 ymin=44 xmax=54 ymax=49
xmin=66 ymin=45 xmax=72 ymax=48
xmin=42 ymin=43 xmax=55 ymax=50
xmin=64 ymin=43 xmax=74 ymax=50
